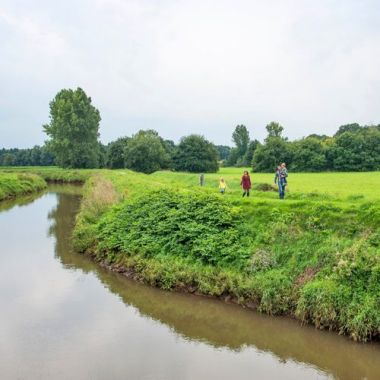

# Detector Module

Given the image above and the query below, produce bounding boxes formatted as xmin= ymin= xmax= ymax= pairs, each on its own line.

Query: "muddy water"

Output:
xmin=0 ymin=187 xmax=379 ymax=380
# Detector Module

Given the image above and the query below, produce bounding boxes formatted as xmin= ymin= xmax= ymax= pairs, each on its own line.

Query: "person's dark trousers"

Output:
xmin=279 ymin=179 xmax=286 ymax=199
xmin=242 ymin=190 xmax=250 ymax=197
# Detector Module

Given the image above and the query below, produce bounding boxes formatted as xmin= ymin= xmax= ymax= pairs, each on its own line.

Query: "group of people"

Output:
xmin=199 ymin=163 xmax=289 ymax=200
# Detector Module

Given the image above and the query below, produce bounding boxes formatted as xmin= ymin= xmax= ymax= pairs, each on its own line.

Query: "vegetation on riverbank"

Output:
xmin=0 ymin=172 xmax=47 ymax=201
xmin=70 ymin=168 xmax=380 ymax=342
xmin=0 ymin=166 xmax=91 ymax=183
xmin=1 ymin=167 xmax=379 ymax=341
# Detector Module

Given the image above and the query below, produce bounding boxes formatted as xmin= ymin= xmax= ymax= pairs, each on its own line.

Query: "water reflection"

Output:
xmin=46 ymin=190 xmax=380 ymax=380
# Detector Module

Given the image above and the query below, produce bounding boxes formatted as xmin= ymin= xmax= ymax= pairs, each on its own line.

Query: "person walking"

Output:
xmin=274 ymin=163 xmax=288 ymax=199
xmin=240 ymin=171 xmax=251 ymax=197
xmin=219 ymin=177 xmax=227 ymax=194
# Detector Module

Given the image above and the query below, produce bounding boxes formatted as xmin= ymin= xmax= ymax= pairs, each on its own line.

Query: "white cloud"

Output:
xmin=0 ymin=0 xmax=379 ymax=147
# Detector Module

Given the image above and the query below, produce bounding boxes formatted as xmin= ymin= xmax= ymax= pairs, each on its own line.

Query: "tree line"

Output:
xmin=1 ymin=87 xmax=379 ymax=173
xmin=221 ymin=122 xmax=380 ymax=172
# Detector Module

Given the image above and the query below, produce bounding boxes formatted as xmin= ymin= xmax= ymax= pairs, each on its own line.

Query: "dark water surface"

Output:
xmin=0 ymin=187 xmax=379 ymax=380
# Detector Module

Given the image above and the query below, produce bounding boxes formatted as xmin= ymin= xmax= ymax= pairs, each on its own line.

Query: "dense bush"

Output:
xmin=97 ymin=189 xmax=252 ymax=268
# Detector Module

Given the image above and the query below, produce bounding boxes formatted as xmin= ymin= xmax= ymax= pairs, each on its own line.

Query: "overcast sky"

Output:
xmin=1 ymin=0 xmax=380 ymax=148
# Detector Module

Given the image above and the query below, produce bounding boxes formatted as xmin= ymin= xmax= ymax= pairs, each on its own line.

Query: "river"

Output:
xmin=0 ymin=186 xmax=379 ymax=380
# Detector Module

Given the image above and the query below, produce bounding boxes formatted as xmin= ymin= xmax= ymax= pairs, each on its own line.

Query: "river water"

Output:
xmin=0 ymin=186 xmax=379 ymax=380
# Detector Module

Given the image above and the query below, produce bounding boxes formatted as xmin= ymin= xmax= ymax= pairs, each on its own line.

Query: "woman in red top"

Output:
xmin=240 ymin=170 xmax=251 ymax=197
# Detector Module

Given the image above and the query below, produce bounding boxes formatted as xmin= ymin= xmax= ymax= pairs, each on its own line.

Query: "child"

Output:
xmin=240 ymin=171 xmax=252 ymax=197
xmin=219 ymin=178 xmax=227 ymax=194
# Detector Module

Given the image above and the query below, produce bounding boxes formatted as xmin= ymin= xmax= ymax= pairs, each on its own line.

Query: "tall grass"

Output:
xmin=0 ymin=173 xmax=46 ymax=201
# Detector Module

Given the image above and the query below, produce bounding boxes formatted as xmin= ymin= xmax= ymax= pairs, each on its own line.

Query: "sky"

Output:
xmin=1 ymin=0 xmax=380 ymax=148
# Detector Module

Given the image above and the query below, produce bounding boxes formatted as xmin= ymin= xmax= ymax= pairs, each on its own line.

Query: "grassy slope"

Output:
xmin=0 ymin=173 xmax=47 ymax=201
xmin=71 ymin=168 xmax=380 ymax=342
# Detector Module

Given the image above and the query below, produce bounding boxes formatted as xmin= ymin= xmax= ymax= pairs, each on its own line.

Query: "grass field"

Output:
xmin=151 ymin=168 xmax=380 ymax=201
xmin=1 ymin=166 xmax=379 ymax=341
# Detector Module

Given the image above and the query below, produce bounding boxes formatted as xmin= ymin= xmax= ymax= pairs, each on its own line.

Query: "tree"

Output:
xmin=2 ymin=153 xmax=16 ymax=166
xmin=334 ymin=123 xmax=361 ymax=137
xmin=252 ymin=137 xmax=292 ymax=172
xmin=290 ymin=137 xmax=327 ymax=172
xmin=107 ymin=137 xmax=130 ymax=169
xmin=173 ymin=135 xmax=219 ymax=173
xmin=265 ymin=121 xmax=284 ymax=139
xmin=215 ymin=145 xmax=231 ymax=161
xmin=43 ymin=87 xmax=101 ymax=168
xmin=242 ymin=139 xmax=260 ymax=167
xmin=331 ymin=128 xmax=380 ymax=171
xmin=161 ymin=139 xmax=176 ymax=168
xmin=232 ymin=125 xmax=250 ymax=158
xmin=124 ymin=130 xmax=170 ymax=174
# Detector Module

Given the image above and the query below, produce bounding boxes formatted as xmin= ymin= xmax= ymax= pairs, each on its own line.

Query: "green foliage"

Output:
xmin=43 ymin=87 xmax=101 ymax=168
xmin=252 ymin=136 xmax=292 ymax=172
xmin=226 ymin=126 xmax=259 ymax=167
xmin=232 ymin=125 xmax=250 ymax=158
xmin=97 ymin=189 xmax=252 ymax=267
xmin=290 ymin=137 xmax=327 ymax=171
xmin=251 ymin=123 xmax=380 ymax=172
xmin=173 ymin=135 xmax=219 ymax=173
xmin=265 ymin=121 xmax=284 ymax=138
xmin=331 ymin=128 xmax=380 ymax=171
xmin=215 ymin=145 xmax=231 ymax=161
xmin=124 ymin=130 xmax=170 ymax=174
xmin=0 ymin=146 xmax=54 ymax=166
xmin=0 ymin=173 xmax=46 ymax=201
xmin=107 ymin=137 xmax=130 ymax=169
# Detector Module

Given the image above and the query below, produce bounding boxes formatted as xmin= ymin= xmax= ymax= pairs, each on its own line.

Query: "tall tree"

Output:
xmin=232 ymin=125 xmax=250 ymax=157
xmin=43 ymin=87 xmax=101 ymax=168
xmin=252 ymin=122 xmax=290 ymax=172
xmin=124 ymin=130 xmax=170 ymax=174
xmin=173 ymin=135 xmax=219 ymax=173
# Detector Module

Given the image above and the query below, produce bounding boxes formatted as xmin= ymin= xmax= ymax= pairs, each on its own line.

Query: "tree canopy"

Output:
xmin=43 ymin=87 xmax=101 ymax=168
xmin=124 ymin=130 xmax=170 ymax=174
xmin=173 ymin=135 xmax=219 ymax=173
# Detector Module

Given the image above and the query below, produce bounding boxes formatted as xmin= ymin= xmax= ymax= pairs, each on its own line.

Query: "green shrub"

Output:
xmin=97 ymin=189 xmax=253 ymax=268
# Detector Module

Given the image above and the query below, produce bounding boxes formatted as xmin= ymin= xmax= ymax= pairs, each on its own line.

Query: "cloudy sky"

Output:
xmin=1 ymin=0 xmax=379 ymax=148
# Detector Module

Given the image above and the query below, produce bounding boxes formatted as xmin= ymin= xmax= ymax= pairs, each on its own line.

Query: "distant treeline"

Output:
xmin=1 ymin=87 xmax=379 ymax=173
xmin=0 ymin=146 xmax=54 ymax=167
xmin=223 ymin=122 xmax=380 ymax=172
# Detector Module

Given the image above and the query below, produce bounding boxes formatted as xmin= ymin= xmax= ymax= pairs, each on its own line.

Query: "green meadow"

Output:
xmin=1 ymin=167 xmax=379 ymax=341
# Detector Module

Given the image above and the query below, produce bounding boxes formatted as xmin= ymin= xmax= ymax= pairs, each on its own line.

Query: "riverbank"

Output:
xmin=2 ymin=167 xmax=379 ymax=342
xmin=73 ymin=170 xmax=379 ymax=342
xmin=0 ymin=172 xmax=47 ymax=201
